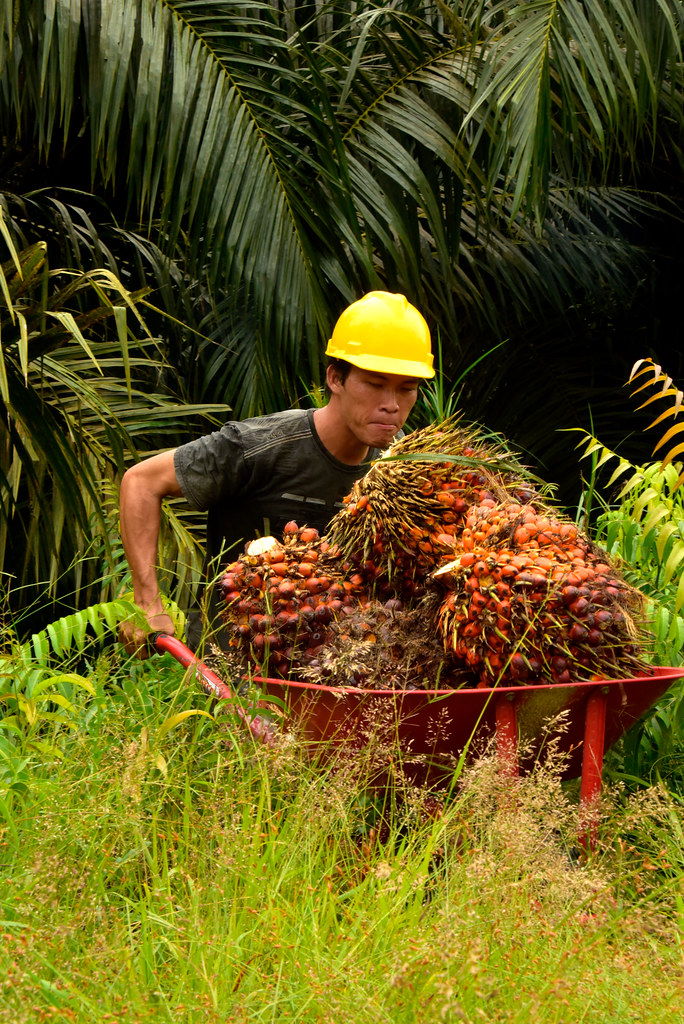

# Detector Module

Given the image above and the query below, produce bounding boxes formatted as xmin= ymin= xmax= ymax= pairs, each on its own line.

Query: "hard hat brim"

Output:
xmin=326 ymin=345 xmax=435 ymax=379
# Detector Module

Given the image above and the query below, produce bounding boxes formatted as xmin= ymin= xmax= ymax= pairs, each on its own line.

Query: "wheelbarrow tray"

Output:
xmin=253 ymin=666 xmax=683 ymax=782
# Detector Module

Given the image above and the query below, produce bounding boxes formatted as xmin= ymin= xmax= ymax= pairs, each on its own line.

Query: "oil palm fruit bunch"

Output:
xmin=434 ymin=500 xmax=649 ymax=687
xmin=218 ymin=522 xmax=372 ymax=677
xmin=326 ymin=416 xmax=542 ymax=600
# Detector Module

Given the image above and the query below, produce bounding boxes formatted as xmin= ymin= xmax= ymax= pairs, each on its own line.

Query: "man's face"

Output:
xmin=328 ymin=364 xmax=421 ymax=448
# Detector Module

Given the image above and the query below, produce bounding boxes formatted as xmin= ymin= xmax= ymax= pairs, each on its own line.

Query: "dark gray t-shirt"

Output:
xmin=174 ymin=408 xmax=381 ymax=649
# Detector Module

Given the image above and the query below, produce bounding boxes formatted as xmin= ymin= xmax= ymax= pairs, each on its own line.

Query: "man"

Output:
xmin=118 ymin=291 xmax=434 ymax=657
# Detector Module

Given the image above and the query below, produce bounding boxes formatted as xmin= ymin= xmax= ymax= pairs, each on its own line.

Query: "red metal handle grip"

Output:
xmin=149 ymin=632 xmax=279 ymax=746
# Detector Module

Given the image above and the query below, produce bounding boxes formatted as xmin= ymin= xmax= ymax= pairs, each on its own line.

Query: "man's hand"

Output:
xmin=118 ymin=610 xmax=177 ymax=659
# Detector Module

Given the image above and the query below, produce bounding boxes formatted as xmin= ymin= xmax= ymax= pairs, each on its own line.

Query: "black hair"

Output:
xmin=325 ymin=357 xmax=354 ymax=394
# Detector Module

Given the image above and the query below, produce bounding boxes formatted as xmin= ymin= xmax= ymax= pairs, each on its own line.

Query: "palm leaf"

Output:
xmin=627 ymin=357 xmax=684 ymax=482
xmin=464 ymin=0 xmax=684 ymax=221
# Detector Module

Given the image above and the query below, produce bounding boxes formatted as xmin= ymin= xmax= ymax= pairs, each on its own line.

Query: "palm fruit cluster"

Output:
xmin=218 ymin=522 xmax=373 ymax=677
xmin=219 ymin=416 xmax=651 ymax=689
xmin=326 ymin=418 xmax=539 ymax=601
xmin=434 ymin=501 xmax=646 ymax=687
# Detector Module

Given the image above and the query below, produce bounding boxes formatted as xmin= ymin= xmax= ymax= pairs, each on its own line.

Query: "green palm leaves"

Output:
xmin=0 ymin=212 xmax=216 ymax=614
xmin=2 ymin=0 xmax=684 ymax=621
xmin=7 ymin=0 xmax=681 ymax=389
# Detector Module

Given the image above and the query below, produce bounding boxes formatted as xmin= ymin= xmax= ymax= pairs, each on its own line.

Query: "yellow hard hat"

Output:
xmin=326 ymin=291 xmax=435 ymax=378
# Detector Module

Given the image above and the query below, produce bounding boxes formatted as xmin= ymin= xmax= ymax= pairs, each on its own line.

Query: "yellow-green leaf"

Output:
xmin=156 ymin=709 xmax=214 ymax=741
xmin=663 ymin=541 xmax=684 ymax=587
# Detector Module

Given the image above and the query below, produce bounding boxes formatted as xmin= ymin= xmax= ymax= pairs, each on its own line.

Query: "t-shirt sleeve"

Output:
xmin=174 ymin=423 xmax=254 ymax=511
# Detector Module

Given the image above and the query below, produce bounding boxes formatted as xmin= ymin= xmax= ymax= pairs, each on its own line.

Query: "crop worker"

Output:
xmin=118 ymin=291 xmax=435 ymax=658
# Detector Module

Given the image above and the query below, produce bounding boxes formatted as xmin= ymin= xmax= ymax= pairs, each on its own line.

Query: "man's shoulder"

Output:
xmin=235 ymin=409 xmax=313 ymax=456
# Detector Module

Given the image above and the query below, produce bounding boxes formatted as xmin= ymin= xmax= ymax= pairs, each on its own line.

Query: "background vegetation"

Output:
xmin=4 ymin=1 xmax=684 ymax=487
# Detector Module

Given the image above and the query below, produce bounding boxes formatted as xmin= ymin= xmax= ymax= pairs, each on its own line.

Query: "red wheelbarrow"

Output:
xmin=151 ymin=633 xmax=682 ymax=848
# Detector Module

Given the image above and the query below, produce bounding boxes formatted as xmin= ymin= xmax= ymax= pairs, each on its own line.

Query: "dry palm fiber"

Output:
xmin=326 ymin=416 xmax=542 ymax=599
xmin=434 ymin=501 xmax=649 ymax=687
xmin=298 ymin=597 xmax=475 ymax=690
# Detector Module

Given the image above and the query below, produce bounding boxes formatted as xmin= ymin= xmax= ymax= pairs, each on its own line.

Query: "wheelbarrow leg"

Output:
xmin=495 ymin=694 xmax=519 ymax=777
xmin=495 ymin=694 xmax=519 ymax=813
xmin=579 ymin=688 xmax=609 ymax=852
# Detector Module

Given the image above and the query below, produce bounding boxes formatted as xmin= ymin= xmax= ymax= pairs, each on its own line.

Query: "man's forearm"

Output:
xmin=119 ymin=451 xmax=182 ymax=615
xmin=120 ymin=471 xmax=165 ymax=612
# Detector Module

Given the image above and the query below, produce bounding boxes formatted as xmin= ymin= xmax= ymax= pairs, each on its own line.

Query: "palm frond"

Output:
xmin=0 ymin=222 xmax=224 ymax=619
xmin=465 ymin=0 xmax=684 ymax=221
xmin=628 ymin=357 xmax=684 ymax=482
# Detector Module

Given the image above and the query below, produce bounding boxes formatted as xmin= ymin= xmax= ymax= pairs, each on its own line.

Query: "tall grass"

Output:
xmin=1 ymin=637 xmax=683 ymax=1023
xmin=573 ymin=443 xmax=684 ymax=790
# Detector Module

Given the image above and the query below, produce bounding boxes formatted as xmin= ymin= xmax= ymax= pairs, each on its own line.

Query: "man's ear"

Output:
xmin=326 ymin=364 xmax=345 ymax=393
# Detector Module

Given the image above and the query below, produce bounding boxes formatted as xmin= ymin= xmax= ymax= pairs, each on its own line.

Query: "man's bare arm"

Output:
xmin=118 ymin=450 xmax=183 ymax=657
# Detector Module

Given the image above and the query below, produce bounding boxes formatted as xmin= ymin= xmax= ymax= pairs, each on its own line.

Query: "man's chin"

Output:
xmin=368 ymin=426 xmax=399 ymax=447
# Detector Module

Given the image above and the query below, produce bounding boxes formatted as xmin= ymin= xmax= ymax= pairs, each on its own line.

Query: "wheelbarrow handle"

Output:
xmin=148 ymin=631 xmax=279 ymax=746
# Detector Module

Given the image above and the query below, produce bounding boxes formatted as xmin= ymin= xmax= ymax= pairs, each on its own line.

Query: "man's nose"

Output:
xmin=379 ymin=388 xmax=400 ymax=410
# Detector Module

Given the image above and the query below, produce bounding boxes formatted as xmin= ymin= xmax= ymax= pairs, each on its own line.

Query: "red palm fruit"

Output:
xmin=570 ymin=623 xmax=588 ymax=643
xmin=315 ymin=604 xmax=332 ymax=625
xmin=284 ymin=521 xmax=299 ymax=535
xmin=269 ymin=562 xmax=290 ymax=577
xmin=509 ymin=654 xmax=528 ymax=681
xmin=568 ymin=597 xmax=589 ymax=617
xmin=299 ymin=527 xmax=320 ymax=544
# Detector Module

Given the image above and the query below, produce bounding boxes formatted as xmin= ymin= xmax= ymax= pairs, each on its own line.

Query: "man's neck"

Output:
xmin=313 ymin=405 xmax=369 ymax=465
